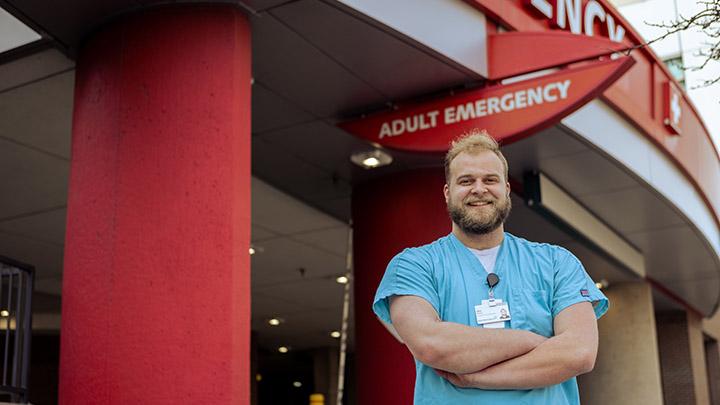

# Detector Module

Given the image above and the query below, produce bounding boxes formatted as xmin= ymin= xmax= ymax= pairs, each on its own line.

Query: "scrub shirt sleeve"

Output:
xmin=551 ymin=248 xmax=609 ymax=319
xmin=373 ymin=248 xmax=441 ymax=325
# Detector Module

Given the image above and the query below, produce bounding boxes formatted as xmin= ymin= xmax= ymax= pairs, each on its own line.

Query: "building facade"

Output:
xmin=0 ymin=0 xmax=719 ymax=404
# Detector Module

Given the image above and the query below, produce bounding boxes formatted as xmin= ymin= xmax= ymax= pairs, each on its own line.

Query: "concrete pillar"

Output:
xmin=352 ymin=169 xmax=449 ymax=405
xmin=704 ymin=337 xmax=720 ymax=404
xmin=702 ymin=314 xmax=720 ymax=404
xmin=689 ymin=312 xmax=712 ymax=405
xmin=578 ymin=281 xmax=664 ymax=405
xmin=59 ymin=6 xmax=251 ymax=404
xmin=657 ymin=310 xmax=711 ymax=405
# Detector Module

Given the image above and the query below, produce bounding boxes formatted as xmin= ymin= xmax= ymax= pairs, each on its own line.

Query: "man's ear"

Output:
xmin=506 ymin=181 xmax=511 ymax=198
xmin=443 ymin=184 xmax=450 ymax=203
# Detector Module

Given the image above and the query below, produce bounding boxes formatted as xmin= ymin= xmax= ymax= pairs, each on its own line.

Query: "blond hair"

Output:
xmin=444 ymin=129 xmax=509 ymax=182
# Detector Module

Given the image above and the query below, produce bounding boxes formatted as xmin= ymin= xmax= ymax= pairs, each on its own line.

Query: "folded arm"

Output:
xmin=389 ymin=295 xmax=546 ymax=374
xmin=437 ymin=301 xmax=598 ymax=389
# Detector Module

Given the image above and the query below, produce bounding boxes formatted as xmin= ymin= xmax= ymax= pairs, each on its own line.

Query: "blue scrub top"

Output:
xmin=373 ymin=232 xmax=609 ymax=405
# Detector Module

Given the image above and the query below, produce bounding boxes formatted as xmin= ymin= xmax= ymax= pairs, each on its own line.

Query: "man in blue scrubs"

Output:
xmin=373 ymin=130 xmax=608 ymax=404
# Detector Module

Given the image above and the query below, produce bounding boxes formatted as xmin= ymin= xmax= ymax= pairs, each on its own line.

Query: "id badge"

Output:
xmin=474 ymin=299 xmax=511 ymax=328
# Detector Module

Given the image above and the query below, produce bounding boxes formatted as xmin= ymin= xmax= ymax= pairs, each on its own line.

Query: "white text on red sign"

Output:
xmin=378 ymin=80 xmax=572 ymax=139
xmin=527 ymin=0 xmax=626 ymax=43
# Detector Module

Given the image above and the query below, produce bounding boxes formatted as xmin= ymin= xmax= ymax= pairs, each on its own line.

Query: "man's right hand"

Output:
xmin=389 ymin=295 xmax=546 ymax=374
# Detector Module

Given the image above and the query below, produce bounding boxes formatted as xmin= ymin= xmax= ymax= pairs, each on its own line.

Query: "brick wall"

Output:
xmin=657 ymin=311 xmax=697 ymax=405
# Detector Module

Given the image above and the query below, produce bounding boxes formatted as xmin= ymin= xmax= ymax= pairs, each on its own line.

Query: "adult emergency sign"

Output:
xmin=339 ymin=57 xmax=634 ymax=153
xmin=446 ymin=80 xmax=570 ymax=123
xmin=380 ymin=80 xmax=571 ymax=139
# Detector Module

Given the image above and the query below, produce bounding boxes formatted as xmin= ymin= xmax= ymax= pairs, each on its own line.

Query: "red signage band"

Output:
xmin=524 ymin=0 xmax=627 ymax=43
xmin=339 ymin=56 xmax=634 ymax=152
xmin=488 ymin=31 xmax=630 ymax=80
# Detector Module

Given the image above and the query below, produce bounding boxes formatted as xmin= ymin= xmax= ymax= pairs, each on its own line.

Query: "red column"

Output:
xmin=352 ymin=169 xmax=450 ymax=405
xmin=59 ymin=6 xmax=251 ymax=404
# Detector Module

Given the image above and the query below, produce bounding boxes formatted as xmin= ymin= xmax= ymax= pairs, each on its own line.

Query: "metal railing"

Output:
xmin=0 ymin=257 xmax=34 ymax=403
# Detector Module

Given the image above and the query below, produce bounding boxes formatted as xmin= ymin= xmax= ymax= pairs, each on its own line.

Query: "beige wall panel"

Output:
xmin=689 ymin=312 xmax=711 ymax=405
xmin=578 ymin=282 xmax=664 ymax=405
xmin=703 ymin=313 xmax=720 ymax=341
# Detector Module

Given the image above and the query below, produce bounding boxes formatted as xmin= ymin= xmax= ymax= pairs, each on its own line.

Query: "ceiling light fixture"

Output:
xmin=336 ymin=275 xmax=349 ymax=284
xmin=0 ymin=8 xmax=41 ymax=54
xmin=350 ymin=149 xmax=393 ymax=169
xmin=293 ymin=381 xmax=302 ymax=388
xmin=595 ymin=279 xmax=609 ymax=290
xmin=330 ymin=331 xmax=341 ymax=338
xmin=249 ymin=247 xmax=256 ymax=255
xmin=268 ymin=318 xmax=282 ymax=326
xmin=362 ymin=156 xmax=380 ymax=167
xmin=278 ymin=346 xmax=289 ymax=353
xmin=0 ymin=310 xmax=8 ymax=317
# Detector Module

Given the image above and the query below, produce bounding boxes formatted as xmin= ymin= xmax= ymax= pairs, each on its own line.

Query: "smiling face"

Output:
xmin=444 ymin=150 xmax=511 ymax=236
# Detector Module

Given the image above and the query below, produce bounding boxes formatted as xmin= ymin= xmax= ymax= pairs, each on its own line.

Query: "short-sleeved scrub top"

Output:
xmin=373 ymin=232 xmax=609 ymax=405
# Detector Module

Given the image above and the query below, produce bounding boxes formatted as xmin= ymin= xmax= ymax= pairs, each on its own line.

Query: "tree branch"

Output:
xmin=640 ymin=0 xmax=720 ymax=89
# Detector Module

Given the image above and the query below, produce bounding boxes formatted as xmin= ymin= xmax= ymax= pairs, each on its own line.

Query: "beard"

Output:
xmin=447 ymin=194 xmax=512 ymax=235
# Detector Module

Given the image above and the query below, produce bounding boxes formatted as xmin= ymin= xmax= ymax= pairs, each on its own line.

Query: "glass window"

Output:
xmin=663 ymin=56 xmax=686 ymax=89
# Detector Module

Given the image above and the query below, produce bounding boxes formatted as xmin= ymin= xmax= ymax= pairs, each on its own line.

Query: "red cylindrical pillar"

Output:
xmin=352 ymin=169 xmax=450 ymax=405
xmin=59 ymin=6 xmax=251 ymax=404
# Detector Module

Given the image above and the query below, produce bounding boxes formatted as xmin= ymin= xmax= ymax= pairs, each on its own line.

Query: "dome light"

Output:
xmin=362 ymin=157 xmax=380 ymax=167
xmin=351 ymin=150 xmax=393 ymax=169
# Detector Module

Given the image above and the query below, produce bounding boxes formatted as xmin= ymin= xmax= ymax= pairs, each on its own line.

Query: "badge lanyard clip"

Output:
xmin=486 ymin=273 xmax=499 ymax=302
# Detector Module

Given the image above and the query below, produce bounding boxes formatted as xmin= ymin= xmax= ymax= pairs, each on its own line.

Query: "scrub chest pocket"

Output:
xmin=509 ymin=289 xmax=553 ymax=337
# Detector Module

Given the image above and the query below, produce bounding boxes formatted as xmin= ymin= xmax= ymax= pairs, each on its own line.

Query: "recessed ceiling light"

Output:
xmin=0 ymin=310 xmax=9 ymax=317
xmin=293 ymin=381 xmax=302 ymax=388
xmin=336 ymin=275 xmax=349 ymax=284
xmin=362 ymin=157 xmax=380 ymax=167
xmin=330 ymin=331 xmax=341 ymax=338
xmin=278 ymin=346 xmax=289 ymax=353
xmin=268 ymin=318 xmax=281 ymax=326
xmin=595 ymin=279 xmax=609 ymax=290
xmin=350 ymin=150 xmax=393 ymax=169
xmin=249 ymin=247 xmax=256 ymax=255
xmin=0 ymin=8 xmax=42 ymax=54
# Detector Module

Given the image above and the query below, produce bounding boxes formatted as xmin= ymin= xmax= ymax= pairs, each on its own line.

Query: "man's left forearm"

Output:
xmin=462 ymin=332 xmax=595 ymax=389
xmin=438 ymin=302 xmax=599 ymax=390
